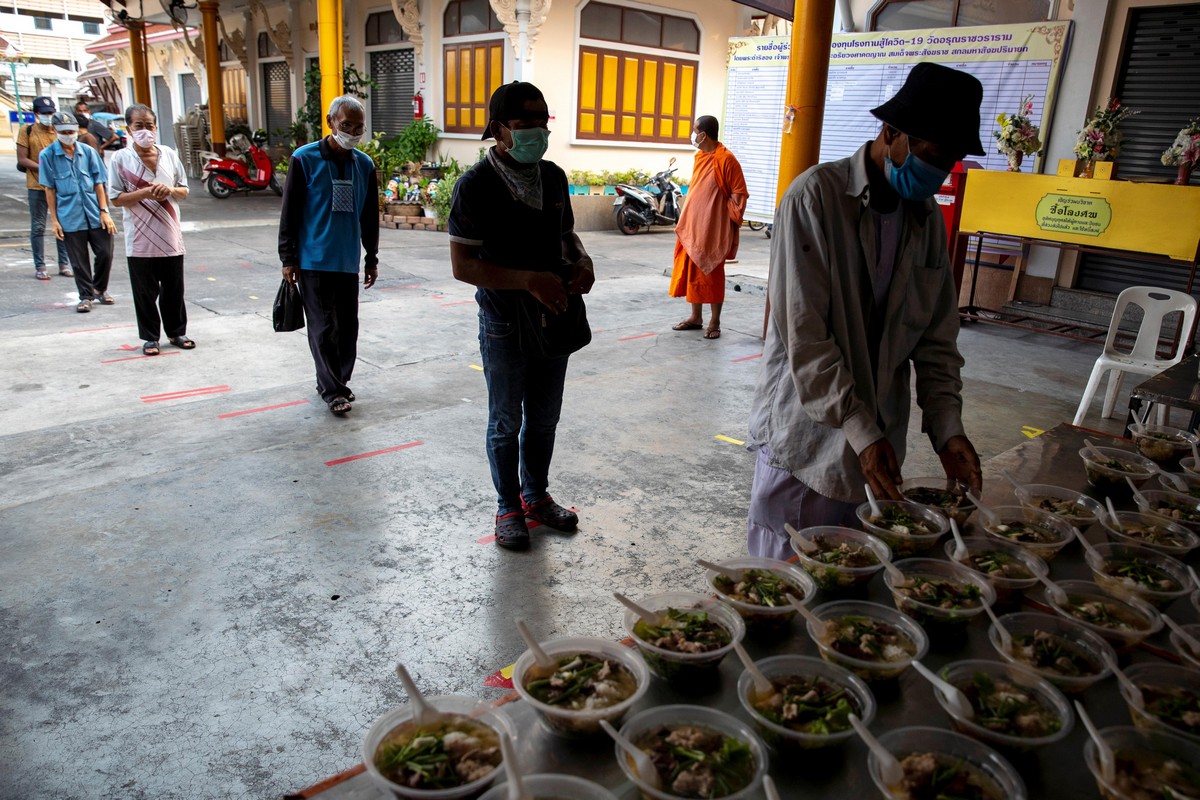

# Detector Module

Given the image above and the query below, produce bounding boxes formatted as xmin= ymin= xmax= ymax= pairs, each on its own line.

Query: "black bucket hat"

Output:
xmin=482 ymin=81 xmax=546 ymax=140
xmin=870 ymin=62 xmax=985 ymax=156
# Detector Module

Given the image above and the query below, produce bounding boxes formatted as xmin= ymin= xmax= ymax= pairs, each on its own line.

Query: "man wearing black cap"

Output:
xmin=15 ymin=96 xmax=72 ymax=281
xmin=449 ymin=81 xmax=595 ymax=549
xmin=746 ymin=63 xmax=984 ymax=560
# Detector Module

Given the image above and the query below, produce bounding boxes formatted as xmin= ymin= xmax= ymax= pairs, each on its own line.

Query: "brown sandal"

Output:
xmin=672 ymin=320 xmax=703 ymax=331
xmin=704 ymin=327 xmax=721 ymax=339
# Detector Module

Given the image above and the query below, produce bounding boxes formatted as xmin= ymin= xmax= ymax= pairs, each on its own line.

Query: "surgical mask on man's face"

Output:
xmin=131 ymin=128 xmax=157 ymax=148
xmin=57 ymin=133 xmax=78 ymax=146
xmin=505 ymin=126 xmax=549 ymax=164
xmin=883 ymin=136 xmax=950 ymax=201
xmin=691 ymin=131 xmax=704 ymax=148
xmin=333 ymin=130 xmax=363 ymax=150
xmin=37 ymin=114 xmax=53 ymax=126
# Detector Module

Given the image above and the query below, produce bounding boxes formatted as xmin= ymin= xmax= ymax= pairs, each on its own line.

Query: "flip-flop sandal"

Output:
xmin=59 ymin=267 xmax=74 ymax=277
xmin=142 ymin=341 xmax=160 ymax=356
xmin=704 ymin=327 xmax=721 ymax=340
xmin=328 ymin=397 xmax=352 ymax=415
xmin=495 ymin=511 xmax=530 ymax=549
xmin=169 ymin=336 xmax=196 ymax=350
xmin=522 ymin=495 xmax=579 ymax=532
xmin=35 ymin=271 xmax=50 ymax=281
xmin=672 ymin=320 xmax=703 ymax=331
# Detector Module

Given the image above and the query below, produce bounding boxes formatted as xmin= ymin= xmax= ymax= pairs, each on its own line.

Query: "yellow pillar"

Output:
xmin=127 ymin=21 xmax=151 ymax=106
xmin=317 ymin=0 xmax=344 ymax=136
xmin=775 ymin=0 xmax=836 ymax=205
xmin=199 ymin=1 xmax=227 ymax=156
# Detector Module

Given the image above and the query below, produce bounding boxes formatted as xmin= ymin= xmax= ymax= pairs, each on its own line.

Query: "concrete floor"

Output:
xmin=0 ymin=166 xmax=1131 ymax=799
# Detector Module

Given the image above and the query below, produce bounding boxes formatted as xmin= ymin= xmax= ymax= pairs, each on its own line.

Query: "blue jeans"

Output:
xmin=479 ymin=312 xmax=570 ymax=516
xmin=28 ymin=189 xmax=70 ymax=272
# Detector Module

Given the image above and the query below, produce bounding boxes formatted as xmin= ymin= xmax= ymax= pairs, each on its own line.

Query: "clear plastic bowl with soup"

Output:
xmin=361 ymin=695 xmax=516 ymax=800
xmin=899 ymin=476 xmax=976 ymax=526
xmin=1082 ymin=541 xmax=1190 ymax=609
xmin=932 ymin=660 xmax=1073 ymax=752
xmin=1043 ymin=579 xmax=1162 ymax=654
xmin=1132 ymin=487 xmax=1200 ymax=533
xmin=1078 ymin=446 xmax=1157 ymax=497
xmin=1169 ymin=621 xmax=1200 ymax=669
xmin=790 ymin=526 xmax=891 ymax=593
xmin=615 ymin=704 xmax=768 ymax=800
xmin=479 ymin=775 xmax=620 ymax=800
xmin=1098 ymin=510 xmax=1200 ymax=557
xmin=1182 ymin=456 xmax=1200 ymax=479
xmin=855 ymin=500 xmax=950 ymax=557
xmin=735 ymin=654 xmax=876 ymax=756
xmin=1158 ymin=470 xmax=1200 ymax=499
xmin=622 ymin=591 xmax=744 ymax=691
xmin=805 ymin=600 xmax=929 ymax=683
xmin=978 ymin=505 xmax=1077 ymax=561
xmin=944 ymin=536 xmax=1048 ymax=608
xmin=511 ymin=636 xmax=649 ymax=739
xmin=1118 ymin=662 xmax=1200 ymax=744
xmin=1012 ymin=482 xmax=1104 ymax=528
xmin=867 ymin=726 xmax=1027 ymax=800
xmin=986 ymin=611 xmax=1114 ymax=695
xmin=704 ymin=557 xmax=815 ymax=639
xmin=882 ymin=558 xmax=996 ymax=629
xmin=1130 ymin=423 xmax=1198 ymax=469
xmin=1084 ymin=726 xmax=1200 ymax=800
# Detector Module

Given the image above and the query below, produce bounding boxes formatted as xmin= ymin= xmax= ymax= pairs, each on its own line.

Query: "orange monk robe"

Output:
xmin=669 ymin=143 xmax=749 ymax=304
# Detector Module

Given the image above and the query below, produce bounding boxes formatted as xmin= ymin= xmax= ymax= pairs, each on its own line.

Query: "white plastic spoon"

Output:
xmin=600 ymin=719 xmax=662 ymax=791
xmin=1073 ymin=528 xmax=1102 ymax=560
xmin=1132 ymin=405 xmax=1148 ymax=434
xmin=865 ymin=482 xmax=883 ymax=518
xmin=983 ymin=603 xmax=1013 ymax=653
xmin=784 ymin=521 xmax=818 ymax=554
xmin=1036 ymin=572 xmax=1068 ymax=605
xmin=850 ymin=713 xmax=905 ymax=794
xmin=1076 ymin=700 xmax=1115 ymax=783
xmin=965 ymin=491 xmax=999 ymax=528
xmin=1162 ymin=471 xmax=1190 ymax=493
xmin=614 ymin=592 xmax=659 ymax=625
xmin=763 ymin=775 xmax=782 ymax=800
xmin=1125 ymin=476 xmax=1150 ymax=508
xmin=912 ymin=660 xmax=974 ymax=719
xmin=786 ymin=595 xmax=827 ymax=639
xmin=876 ymin=552 xmax=911 ymax=588
xmin=1001 ymin=468 xmax=1024 ymax=491
xmin=1192 ymin=440 xmax=1200 ymax=465
xmin=1189 ymin=565 xmax=1200 ymax=592
xmin=515 ymin=620 xmax=555 ymax=671
xmin=1102 ymin=651 xmax=1144 ymax=709
xmin=498 ymin=732 xmax=529 ymax=800
xmin=697 ymin=558 xmax=742 ymax=582
xmin=1084 ymin=438 xmax=1109 ymax=463
xmin=732 ymin=641 xmax=775 ymax=700
xmin=949 ymin=517 xmax=969 ymax=562
xmin=1106 ymin=497 xmax=1124 ymax=532
xmin=1163 ymin=613 xmax=1200 ymax=658
xmin=394 ymin=663 xmax=439 ymax=728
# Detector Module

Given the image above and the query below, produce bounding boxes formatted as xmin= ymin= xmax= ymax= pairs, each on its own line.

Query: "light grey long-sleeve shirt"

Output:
xmin=747 ymin=142 xmax=966 ymax=503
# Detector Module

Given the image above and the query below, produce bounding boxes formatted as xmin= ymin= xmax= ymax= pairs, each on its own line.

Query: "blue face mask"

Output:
xmin=883 ymin=137 xmax=950 ymax=200
xmin=504 ymin=126 xmax=549 ymax=164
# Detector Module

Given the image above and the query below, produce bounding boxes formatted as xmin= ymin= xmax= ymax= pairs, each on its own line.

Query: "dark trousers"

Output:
xmin=62 ymin=227 xmax=113 ymax=300
xmin=27 ymin=188 xmax=70 ymax=271
xmin=128 ymin=255 xmax=187 ymax=341
xmin=299 ymin=269 xmax=359 ymax=403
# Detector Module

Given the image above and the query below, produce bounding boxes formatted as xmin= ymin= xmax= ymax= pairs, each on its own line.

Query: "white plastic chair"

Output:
xmin=1073 ymin=286 xmax=1197 ymax=426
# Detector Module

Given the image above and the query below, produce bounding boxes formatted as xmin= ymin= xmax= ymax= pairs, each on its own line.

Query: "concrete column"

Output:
xmin=317 ymin=0 xmax=343 ymax=135
xmin=128 ymin=21 xmax=151 ymax=105
xmin=515 ymin=0 xmax=530 ymax=81
xmin=200 ymin=0 xmax=226 ymax=155
xmin=775 ymin=0 xmax=835 ymax=205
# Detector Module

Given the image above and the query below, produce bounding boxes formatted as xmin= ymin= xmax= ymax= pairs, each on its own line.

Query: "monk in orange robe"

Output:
xmin=669 ymin=115 xmax=748 ymax=340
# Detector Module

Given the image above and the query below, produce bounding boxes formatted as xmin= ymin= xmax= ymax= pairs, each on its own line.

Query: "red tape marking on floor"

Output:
xmin=141 ymin=384 xmax=230 ymax=402
xmin=102 ymin=351 xmax=181 ymax=364
xmin=618 ymin=332 xmax=656 ymax=342
xmin=731 ymin=353 xmax=763 ymax=363
xmin=440 ymin=300 xmax=475 ymax=307
xmin=218 ymin=399 xmax=310 ymax=419
xmin=483 ymin=670 xmax=514 ymax=689
xmin=68 ymin=325 xmax=136 ymax=334
xmin=325 ymin=441 xmax=424 ymax=466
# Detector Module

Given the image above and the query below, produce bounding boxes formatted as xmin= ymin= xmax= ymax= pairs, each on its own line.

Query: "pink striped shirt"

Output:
xmin=107 ymin=145 xmax=187 ymax=258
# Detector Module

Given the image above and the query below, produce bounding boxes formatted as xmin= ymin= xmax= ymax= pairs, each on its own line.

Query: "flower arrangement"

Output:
xmin=1161 ymin=119 xmax=1200 ymax=168
xmin=1073 ymin=98 xmax=1138 ymax=161
xmin=994 ymin=96 xmax=1042 ymax=157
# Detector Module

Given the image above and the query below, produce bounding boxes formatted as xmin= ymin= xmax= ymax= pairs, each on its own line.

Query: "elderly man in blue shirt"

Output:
xmin=40 ymin=111 xmax=117 ymax=312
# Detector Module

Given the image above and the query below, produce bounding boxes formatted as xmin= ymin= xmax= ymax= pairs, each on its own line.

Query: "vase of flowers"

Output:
xmin=1161 ymin=118 xmax=1200 ymax=186
xmin=1074 ymin=98 xmax=1138 ymax=167
xmin=994 ymin=96 xmax=1042 ymax=172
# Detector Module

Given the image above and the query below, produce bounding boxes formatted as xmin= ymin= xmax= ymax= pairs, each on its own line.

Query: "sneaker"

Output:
xmin=522 ymin=495 xmax=578 ymax=531
xmin=76 ymin=298 xmax=93 ymax=313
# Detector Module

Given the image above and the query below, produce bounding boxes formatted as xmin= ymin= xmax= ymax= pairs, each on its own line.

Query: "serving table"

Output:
xmin=290 ymin=423 xmax=1193 ymax=800
xmin=1124 ymin=353 xmax=1200 ymax=437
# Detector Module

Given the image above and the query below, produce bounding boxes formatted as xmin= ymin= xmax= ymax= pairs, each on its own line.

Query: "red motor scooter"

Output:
xmin=202 ymin=130 xmax=283 ymax=199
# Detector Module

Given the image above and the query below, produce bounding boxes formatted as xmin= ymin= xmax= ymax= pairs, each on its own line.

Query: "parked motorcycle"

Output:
xmin=612 ymin=158 xmax=684 ymax=235
xmin=201 ymin=130 xmax=282 ymax=199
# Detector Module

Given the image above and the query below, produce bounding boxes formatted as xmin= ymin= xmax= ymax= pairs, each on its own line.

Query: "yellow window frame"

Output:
xmin=576 ymin=45 xmax=696 ymax=144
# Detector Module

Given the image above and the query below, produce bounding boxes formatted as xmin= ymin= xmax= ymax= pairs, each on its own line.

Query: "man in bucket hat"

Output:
xmin=745 ymin=62 xmax=985 ymax=560
xmin=16 ymin=96 xmax=73 ymax=281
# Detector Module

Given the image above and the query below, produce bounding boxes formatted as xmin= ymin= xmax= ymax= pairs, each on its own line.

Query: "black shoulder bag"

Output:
xmin=513 ymin=268 xmax=591 ymax=358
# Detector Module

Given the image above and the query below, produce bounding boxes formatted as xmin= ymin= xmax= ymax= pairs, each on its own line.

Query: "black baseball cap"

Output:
xmin=32 ymin=96 xmax=56 ymax=114
xmin=870 ymin=62 xmax=985 ymax=156
xmin=482 ymin=81 xmax=546 ymax=140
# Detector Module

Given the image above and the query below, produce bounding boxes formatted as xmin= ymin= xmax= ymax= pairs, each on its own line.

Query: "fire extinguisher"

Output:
xmin=412 ymin=91 xmax=424 ymax=120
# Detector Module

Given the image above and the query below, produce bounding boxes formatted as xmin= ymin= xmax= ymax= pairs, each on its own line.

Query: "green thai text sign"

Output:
xmin=1034 ymin=194 xmax=1112 ymax=237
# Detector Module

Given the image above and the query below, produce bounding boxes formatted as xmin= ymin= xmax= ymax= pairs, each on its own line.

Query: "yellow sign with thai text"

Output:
xmin=1034 ymin=194 xmax=1112 ymax=237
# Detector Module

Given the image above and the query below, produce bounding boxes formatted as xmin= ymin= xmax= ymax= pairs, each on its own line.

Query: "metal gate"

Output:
xmin=152 ymin=75 xmax=175 ymax=148
xmin=369 ymin=48 xmax=415 ymax=138
xmin=262 ymin=61 xmax=293 ymax=146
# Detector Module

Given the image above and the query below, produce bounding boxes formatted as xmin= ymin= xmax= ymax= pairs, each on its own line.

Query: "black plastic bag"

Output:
xmin=273 ymin=278 xmax=305 ymax=332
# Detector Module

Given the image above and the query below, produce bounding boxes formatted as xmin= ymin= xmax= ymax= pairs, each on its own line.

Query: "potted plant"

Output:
xmin=394 ymin=117 xmax=442 ymax=167
xmin=1073 ymin=98 xmax=1137 ymax=177
xmin=994 ymin=95 xmax=1042 ymax=172
xmin=1161 ymin=118 xmax=1200 ymax=185
xmin=427 ymin=157 xmax=464 ymax=227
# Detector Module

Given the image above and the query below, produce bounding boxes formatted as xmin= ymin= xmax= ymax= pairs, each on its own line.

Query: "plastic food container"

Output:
xmin=855 ymin=500 xmax=950 ymax=557
xmin=867 ymin=726 xmax=1027 ymax=800
xmin=705 ymin=557 xmax=815 ymax=639
xmin=1118 ymin=662 xmax=1200 ymax=743
xmin=1012 ymin=482 xmax=1104 ymax=528
xmin=1082 ymin=541 xmax=1191 ymax=609
xmin=1168 ymin=621 xmax=1200 ymax=670
xmin=899 ymin=476 xmax=975 ymax=526
xmin=1132 ymin=488 xmax=1200 ymax=533
xmin=1043 ymin=579 xmax=1162 ymax=653
xmin=805 ymin=600 xmax=929 ymax=683
xmin=735 ymin=654 xmax=876 ymax=756
xmin=511 ymin=636 xmax=649 ymax=739
xmin=1157 ymin=470 xmax=1200 ymax=498
xmin=1078 ymin=446 xmax=1157 ymax=497
xmin=1084 ymin=726 xmax=1200 ymax=800
xmin=882 ymin=558 xmax=996 ymax=629
xmin=986 ymin=611 xmax=1115 ymax=695
xmin=1183 ymin=456 xmax=1200 ymax=479
xmin=945 ymin=536 xmax=1048 ymax=608
xmin=622 ymin=591 xmax=744 ymax=691
xmin=790 ymin=526 xmax=891 ymax=593
xmin=362 ymin=695 xmax=517 ymax=800
xmin=933 ymin=660 xmax=1073 ymax=752
xmin=615 ymin=705 xmax=768 ymax=800
xmin=1130 ymin=424 xmax=1198 ymax=469
xmin=978 ymin=505 xmax=1077 ymax=561
xmin=479 ymin=775 xmax=620 ymax=800
xmin=1098 ymin=510 xmax=1200 ymax=557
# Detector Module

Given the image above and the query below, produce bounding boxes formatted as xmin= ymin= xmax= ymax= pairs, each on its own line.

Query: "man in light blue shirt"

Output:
xmin=40 ymin=111 xmax=117 ymax=312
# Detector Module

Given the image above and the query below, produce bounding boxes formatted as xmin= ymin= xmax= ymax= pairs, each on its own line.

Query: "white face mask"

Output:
xmin=37 ymin=114 xmax=53 ymax=126
xmin=131 ymin=128 xmax=157 ymax=148
xmin=691 ymin=131 xmax=704 ymax=148
xmin=333 ymin=130 xmax=364 ymax=150
xmin=57 ymin=133 xmax=78 ymax=146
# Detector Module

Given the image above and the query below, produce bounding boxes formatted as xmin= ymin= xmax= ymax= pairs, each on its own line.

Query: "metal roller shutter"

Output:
xmin=153 ymin=75 xmax=176 ymax=147
xmin=181 ymin=73 xmax=202 ymax=113
xmin=369 ymin=48 xmax=415 ymax=139
xmin=262 ymin=61 xmax=293 ymax=146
